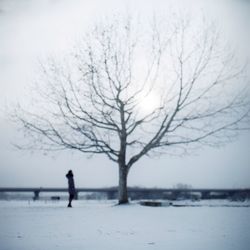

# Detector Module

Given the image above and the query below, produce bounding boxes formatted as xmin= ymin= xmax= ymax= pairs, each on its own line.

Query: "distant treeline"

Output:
xmin=1 ymin=188 xmax=249 ymax=201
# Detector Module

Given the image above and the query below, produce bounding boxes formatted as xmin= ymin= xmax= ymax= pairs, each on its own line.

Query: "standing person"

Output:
xmin=66 ymin=170 xmax=76 ymax=207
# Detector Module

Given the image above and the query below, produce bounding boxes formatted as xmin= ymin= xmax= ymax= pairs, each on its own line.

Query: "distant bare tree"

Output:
xmin=14 ymin=17 xmax=250 ymax=204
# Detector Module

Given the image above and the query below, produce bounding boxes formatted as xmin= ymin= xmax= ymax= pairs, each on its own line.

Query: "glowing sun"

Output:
xmin=138 ymin=92 xmax=161 ymax=114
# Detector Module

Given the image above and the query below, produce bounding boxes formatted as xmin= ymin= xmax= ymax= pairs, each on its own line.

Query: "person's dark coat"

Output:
xmin=66 ymin=171 xmax=75 ymax=195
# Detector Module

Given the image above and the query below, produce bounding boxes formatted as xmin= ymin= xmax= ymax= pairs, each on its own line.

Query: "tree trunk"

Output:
xmin=118 ymin=101 xmax=129 ymax=204
xmin=118 ymin=165 xmax=129 ymax=204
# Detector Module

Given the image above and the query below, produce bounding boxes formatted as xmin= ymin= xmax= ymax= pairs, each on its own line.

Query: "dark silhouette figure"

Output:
xmin=66 ymin=170 xmax=76 ymax=207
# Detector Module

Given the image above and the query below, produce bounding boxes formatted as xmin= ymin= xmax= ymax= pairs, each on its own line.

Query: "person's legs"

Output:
xmin=68 ymin=194 xmax=74 ymax=207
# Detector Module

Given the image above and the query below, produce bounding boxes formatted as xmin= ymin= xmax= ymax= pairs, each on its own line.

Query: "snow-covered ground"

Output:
xmin=0 ymin=200 xmax=249 ymax=250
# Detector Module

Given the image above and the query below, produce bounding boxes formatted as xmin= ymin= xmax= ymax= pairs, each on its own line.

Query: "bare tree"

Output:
xmin=14 ymin=17 xmax=250 ymax=204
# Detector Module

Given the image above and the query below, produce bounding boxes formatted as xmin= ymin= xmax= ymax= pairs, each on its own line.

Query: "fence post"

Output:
xmin=33 ymin=190 xmax=40 ymax=200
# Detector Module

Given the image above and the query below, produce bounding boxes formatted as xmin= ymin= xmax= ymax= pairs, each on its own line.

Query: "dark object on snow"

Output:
xmin=140 ymin=201 xmax=163 ymax=207
xmin=66 ymin=170 xmax=76 ymax=207
xmin=51 ymin=196 xmax=60 ymax=200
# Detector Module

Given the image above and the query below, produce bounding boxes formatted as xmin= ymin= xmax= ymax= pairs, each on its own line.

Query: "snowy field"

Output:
xmin=0 ymin=200 xmax=250 ymax=250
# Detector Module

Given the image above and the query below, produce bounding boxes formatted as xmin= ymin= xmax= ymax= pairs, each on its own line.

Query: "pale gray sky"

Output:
xmin=0 ymin=0 xmax=249 ymax=188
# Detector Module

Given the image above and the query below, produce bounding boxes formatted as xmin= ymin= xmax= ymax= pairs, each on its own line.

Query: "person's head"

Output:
xmin=67 ymin=170 xmax=73 ymax=176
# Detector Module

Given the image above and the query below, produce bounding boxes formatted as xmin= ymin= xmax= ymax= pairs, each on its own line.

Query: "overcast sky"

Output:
xmin=0 ymin=0 xmax=249 ymax=189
